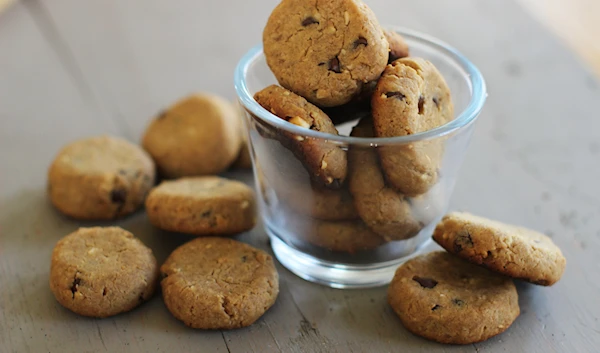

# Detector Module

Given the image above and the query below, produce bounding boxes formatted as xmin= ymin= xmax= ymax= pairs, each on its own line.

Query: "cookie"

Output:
xmin=384 ymin=29 xmax=410 ymax=63
xmin=49 ymin=227 xmax=158 ymax=318
xmin=263 ymin=0 xmax=389 ymax=107
xmin=48 ymin=135 xmax=155 ymax=220
xmin=388 ymin=251 xmax=519 ymax=344
xmin=283 ymin=183 xmax=358 ymax=221
xmin=299 ymin=219 xmax=387 ymax=253
xmin=145 ymin=177 xmax=256 ymax=235
xmin=372 ymin=57 xmax=454 ymax=196
xmin=161 ymin=237 xmax=279 ymax=329
xmin=433 ymin=212 xmax=566 ymax=286
xmin=142 ymin=94 xmax=242 ymax=178
xmin=349 ymin=118 xmax=421 ymax=240
xmin=254 ymin=85 xmax=347 ymax=188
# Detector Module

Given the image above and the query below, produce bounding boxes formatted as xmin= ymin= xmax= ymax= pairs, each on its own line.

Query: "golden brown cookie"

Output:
xmin=299 ymin=219 xmax=387 ymax=253
xmin=145 ymin=177 xmax=256 ymax=235
xmin=49 ymin=227 xmax=158 ymax=318
xmin=142 ymin=94 xmax=242 ymax=178
xmin=348 ymin=118 xmax=421 ymax=240
xmin=263 ymin=0 xmax=389 ymax=107
xmin=384 ymin=29 xmax=410 ymax=63
xmin=372 ymin=57 xmax=454 ymax=196
xmin=388 ymin=251 xmax=519 ymax=344
xmin=48 ymin=135 xmax=155 ymax=220
xmin=254 ymin=85 xmax=347 ymax=188
xmin=433 ymin=212 xmax=566 ymax=286
xmin=161 ymin=237 xmax=279 ymax=329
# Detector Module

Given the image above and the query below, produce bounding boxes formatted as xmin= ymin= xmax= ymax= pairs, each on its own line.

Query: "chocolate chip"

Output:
xmin=302 ymin=17 xmax=319 ymax=26
xmin=201 ymin=210 xmax=212 ymax=218
xmin=71 ymin=277 xmax=81 ymax=297
xmin=453 ymin=229 xmax=474 ymax=253
xmin=412 ymin=276 xmax=438 ymax=289
xmin=534 ymin=279 xmax=549 ymax=286
xmin=329 ymin=57 xmax=341 ymax=73
xmin=353 ymin=37 xmax=368 ymax=48
xmin=157 ymin=110 xmax=167 ymax=119
xmin=318 ymin=62 xmax=326 ymax=66
xmin=329 ymin=178 xmax=342 ymax=188
xmin=102 ymin=288 xmax=108 ymax=296
xmin=160 ymin=272 xmax=169 ymax=280
xmin=418 ymin=95 xmax=425 ymax=115
xmin=385 ymin=91 xmax=405 ymax=100
xmin=452 ymin=299 xmax=465 ymax=306
xmin=138 ymin=294 xmax=145 ymax=302
xmin=432 ymin=96 xmax=440 ymax=108
xmin=431 ymin=304 xmax=441 ymax=311
xmin=241 ymin=255 xmax=247 ymax=263
xmin=110 ymin=189 xmax=127 ymax=204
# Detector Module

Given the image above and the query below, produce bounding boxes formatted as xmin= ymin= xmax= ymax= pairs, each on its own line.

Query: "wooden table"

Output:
xmin=1 ymin=1 xmax=599 ymax=352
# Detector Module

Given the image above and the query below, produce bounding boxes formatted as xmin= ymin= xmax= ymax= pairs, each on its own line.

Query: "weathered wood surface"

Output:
xmin=1 ymin=1 xmax=599 ymax=352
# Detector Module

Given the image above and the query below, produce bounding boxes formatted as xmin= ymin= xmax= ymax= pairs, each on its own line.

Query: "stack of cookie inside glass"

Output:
xmin=253 ymin=0 xmax=567 ymax=345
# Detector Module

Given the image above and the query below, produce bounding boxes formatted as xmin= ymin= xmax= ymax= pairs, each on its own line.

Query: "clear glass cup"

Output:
xmin=234 ymin=27 xmax=486 ymax=288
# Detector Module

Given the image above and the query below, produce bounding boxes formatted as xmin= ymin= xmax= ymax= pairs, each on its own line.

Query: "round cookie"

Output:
xmin=349 ymin=118 xmax=421 ymax=240
xmin=142 ymin=94 xmax=242 ymax=178
xmin=301 ymin=219 xmax=387 ymax=253
xmin=433 ymin=212 xmax=566 ymax=286
xmin=48 ymin=135 xmax=155 ymax=220
xmin=49 ymin=227 xmax=158 ymax=318
xmin=263 ymin=0 xmax=389 ymax=107
xmin=372 ymin=57 xmax=454 ymax=196
xmin=160 ymin=237 xmax=279 ymax=329
xmin=145 ymin=177 xmax=256 ymax=235
xmin=384 ymin=29 xmax=410 ymax=63
xmin=388 ymin=251 xmax=519 ymax=344
xmin=254 ymin=85 xmax=347 ymax=188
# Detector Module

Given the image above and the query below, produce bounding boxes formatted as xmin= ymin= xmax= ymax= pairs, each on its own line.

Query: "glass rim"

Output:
xmin=234 ymin=26 xmax=487 ymax=145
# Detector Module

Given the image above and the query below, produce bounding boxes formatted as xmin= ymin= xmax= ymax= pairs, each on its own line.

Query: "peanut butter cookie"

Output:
xmin=145 ymin=177 xmax=256 ymax=235
xmin=48 ymin=135 xmax=155 ymax=220
xmin=254 ymin=85 xmax=347 ymax=188
xmin=388 ymin=251 xmax=519 ymax=344
xmin=349 ymin=118 xmax=421 ymax=240
xmin=50 ymin=227 xmax=158 ymax=318
xmin=263 ymin=0 xmax=389 ymax=107
xmin=161 ymin=237 xmax=279 ymax=329
xmin=142 ymin=94 xmax=242 ymax=178
xmin=433 ymin=212 xmax=566 ymax=286
xmin=372 ymin=57 xmax=453 ymax=196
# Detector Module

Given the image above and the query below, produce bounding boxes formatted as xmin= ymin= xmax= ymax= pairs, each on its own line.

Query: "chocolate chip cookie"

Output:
xmin=161 ymin=237 xmax=279 ymax=329
xmin=50 ymin=227 xmax=158 ymax=318
xmin=384 ymin=29 xmax=410 ymax=63
xmin=349 ymin=118 xmax=421 ymax=240
xmin=48 ymin=135 xmax=155 ymax=220
xmin=388 ymin=251 xmax=519 ymax=344
xmin=254 ymin=85 xmax=347 ymax=188
xmin=433 ymin=212 xmax=566 ymax=286
xmin=145 ymin=177 xmax=256 ymax=235
xmin=142 ymin=94 xmax=242 ymax=178
xmin=372 ymin=57 xmax=454 ymax=196
xmin=263 ymin=0 xmax=389 ymax=107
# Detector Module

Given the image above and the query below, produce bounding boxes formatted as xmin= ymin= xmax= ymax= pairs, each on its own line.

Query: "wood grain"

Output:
xmin=1 ymin=0 xmax=599 ymax=352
